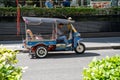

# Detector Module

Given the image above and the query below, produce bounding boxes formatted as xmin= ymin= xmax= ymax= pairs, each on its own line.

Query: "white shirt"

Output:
xmin=57 ymin=28 xmax=63 ymax=36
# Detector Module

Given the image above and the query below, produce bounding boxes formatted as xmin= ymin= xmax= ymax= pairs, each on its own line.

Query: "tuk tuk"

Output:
xmin=23 ymin=17 xmax=85 ymax=58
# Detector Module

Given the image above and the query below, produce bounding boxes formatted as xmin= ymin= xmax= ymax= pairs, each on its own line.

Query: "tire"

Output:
xmin=35 ymin=46 xmax=48 ymax=58
xmin=75 ymin=43 xmax=85 ymax=54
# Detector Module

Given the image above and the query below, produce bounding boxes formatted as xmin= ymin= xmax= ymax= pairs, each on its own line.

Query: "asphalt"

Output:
xmin=0 ymin=37 xmax=120 ymax=52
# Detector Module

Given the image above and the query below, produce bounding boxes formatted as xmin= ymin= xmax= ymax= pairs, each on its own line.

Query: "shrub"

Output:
xmin=0 ymin=7 xmax=120 ymax=17
xmin=83 ymin=55 xmax=120 ymax=80
xmin=0 ymin=47 xmax=22 ymax=80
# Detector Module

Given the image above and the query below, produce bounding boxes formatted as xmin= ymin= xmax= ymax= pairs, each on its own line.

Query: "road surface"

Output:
xmin=17 ymin=49 xmax=120 ymax=80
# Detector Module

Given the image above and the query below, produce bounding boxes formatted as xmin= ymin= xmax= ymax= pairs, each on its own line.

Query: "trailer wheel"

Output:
xmin=35 ymin=46 xmax=48 ymax=58
xmin=75 ymin=43 xmax=85 ymax=54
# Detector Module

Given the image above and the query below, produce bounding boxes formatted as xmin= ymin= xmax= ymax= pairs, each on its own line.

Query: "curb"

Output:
xmin=86 ymin=46 xmax=120 ymax=50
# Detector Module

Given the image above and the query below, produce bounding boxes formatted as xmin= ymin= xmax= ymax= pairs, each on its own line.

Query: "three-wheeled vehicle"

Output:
xmin=23 ymin=17 xmax=85 ymax=58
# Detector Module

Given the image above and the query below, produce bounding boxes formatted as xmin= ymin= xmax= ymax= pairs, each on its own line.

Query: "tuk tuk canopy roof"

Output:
xmin=23 ymin=17 xmax=75 ymax=25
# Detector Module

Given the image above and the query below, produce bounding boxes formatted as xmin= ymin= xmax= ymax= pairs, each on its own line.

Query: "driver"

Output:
xmin=57 ymin=23 xmax=70 ymax=47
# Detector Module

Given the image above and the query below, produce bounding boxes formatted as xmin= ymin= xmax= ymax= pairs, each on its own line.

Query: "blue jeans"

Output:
xmin=58 ymin=36 xmax=68 ymax=45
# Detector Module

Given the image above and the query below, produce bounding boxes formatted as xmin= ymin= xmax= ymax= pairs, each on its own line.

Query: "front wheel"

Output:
xmin=75 ymin=43 xmax=85 ymax=54
xmin=35 ymin=46 xmax=48 ymax=58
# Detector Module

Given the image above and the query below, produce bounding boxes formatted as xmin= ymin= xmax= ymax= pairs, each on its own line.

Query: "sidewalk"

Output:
xmin=0 ymin=37 xmax=120 ymax=52
xmin=82 ymin=37 xmax=120 ymax=50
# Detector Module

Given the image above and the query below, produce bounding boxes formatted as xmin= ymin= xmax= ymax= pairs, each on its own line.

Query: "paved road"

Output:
xmin=17 ymin=49 xmax=120 ymax=80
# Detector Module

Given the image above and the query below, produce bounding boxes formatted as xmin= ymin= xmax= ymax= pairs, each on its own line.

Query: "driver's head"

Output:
xmin=58 ymin=23 xmax=64 ymax=28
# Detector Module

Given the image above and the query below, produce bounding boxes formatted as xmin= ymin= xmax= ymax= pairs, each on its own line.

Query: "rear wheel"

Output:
xmin=35 ymin=46 xmax=48 ymax=58
xmin=75 ymin=43 xmax=85 ymax=54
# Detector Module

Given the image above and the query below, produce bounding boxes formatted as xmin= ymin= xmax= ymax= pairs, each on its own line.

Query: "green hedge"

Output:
xmin=0 ymin=7 xmax=120 ymax=17
xmin=83 ymin=55 xmax=120 ymax=80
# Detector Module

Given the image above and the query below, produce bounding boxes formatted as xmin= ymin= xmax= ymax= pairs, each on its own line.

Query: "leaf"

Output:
xmin=83 ymin=55 xmax=120 ymax=80
xmin=0 ymin=47 xmax=22 ymax=80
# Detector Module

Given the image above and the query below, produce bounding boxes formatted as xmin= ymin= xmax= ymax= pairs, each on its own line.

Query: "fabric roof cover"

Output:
xmin=23 ymin=17 xmax=74 ymax=25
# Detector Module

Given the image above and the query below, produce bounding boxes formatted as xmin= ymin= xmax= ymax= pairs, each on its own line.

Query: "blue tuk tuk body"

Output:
xmin=23 ymin=17 xmax=85 ymax=58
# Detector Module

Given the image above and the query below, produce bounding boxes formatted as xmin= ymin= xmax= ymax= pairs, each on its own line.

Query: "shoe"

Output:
xmin=66 ymin=44 xmax=71 ymax=47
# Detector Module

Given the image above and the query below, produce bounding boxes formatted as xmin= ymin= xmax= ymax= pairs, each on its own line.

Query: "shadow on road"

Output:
xmin=44 ymin=52 xmax=100 ymax=59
